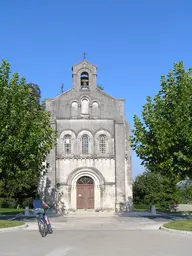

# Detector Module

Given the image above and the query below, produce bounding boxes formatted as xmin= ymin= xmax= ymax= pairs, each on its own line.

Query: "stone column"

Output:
xmin=115 ymin=122 xmax=125 ymax=211
xmin=46 ymin=122 xmax=57 ymax=189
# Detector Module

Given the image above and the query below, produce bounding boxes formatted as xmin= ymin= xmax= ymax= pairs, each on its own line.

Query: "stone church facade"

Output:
xmin=44 ymin=59 xmax=132 ymax=212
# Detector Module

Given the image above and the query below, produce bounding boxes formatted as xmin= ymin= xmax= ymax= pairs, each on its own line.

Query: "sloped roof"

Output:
xmin=45 ymin=88 xmax=74 ymax=101
xmin=96 ymin=87 xmax=125 ymax=101
xmin=72 ymin=59 xmax=97 ymax=69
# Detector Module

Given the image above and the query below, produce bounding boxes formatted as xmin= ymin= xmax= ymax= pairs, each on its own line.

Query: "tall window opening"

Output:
xmin=99 ymin=135 xmax=106 ymax=154
xmin=71 ymin=101 xmax=78 ymax=117
xmin=82 ymin=134 xmax=89 ymax=154
xmin=81 ymin=72 xmax=89 ymax=90
xmin=64 ymin=135 xmax=71 ymax=154
xmin=92 ymin=101 xmax=99 ymax=117
xmin=81 ymin=99 xmax=89 ymax=115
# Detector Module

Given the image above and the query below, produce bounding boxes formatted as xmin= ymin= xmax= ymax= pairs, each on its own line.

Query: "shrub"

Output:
xmin=21 ymin=197 xmax=33 ymax=208
xmin=0 ymin=198 xmax=18 ymax=208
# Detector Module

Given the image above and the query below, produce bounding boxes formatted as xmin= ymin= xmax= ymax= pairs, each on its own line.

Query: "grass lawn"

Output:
xmin=169 ymin=211 xmax=192 ymax=215
xmin=164 ymin=220 xmax=192 ymax=232
xmin=134 ymin=208 xmax=149 ymax=212
xmin=0 ymin=208 xmax=24 ymax=215
xmin=0 ymin=220 xmax=25 ymax=228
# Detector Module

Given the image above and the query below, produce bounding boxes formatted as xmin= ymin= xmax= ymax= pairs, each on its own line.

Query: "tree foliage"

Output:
xmin=177 ymin=179 xmax=192 ymax=203
xmin=180 ymin=185 xmax=192 ymax=203
xmin=133 ymin=171 xmax=179 ymax=207
xmin=97 ymin=84 xmax=104 ymax=90
xmin=131 ymin=62 xmax=192 ymax=180
xmin=0 ymin=60 xmax=56 ymax=207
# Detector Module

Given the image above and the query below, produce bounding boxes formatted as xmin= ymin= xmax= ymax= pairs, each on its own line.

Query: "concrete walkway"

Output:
xmin=0 ymin=215 xmax=191 ymax=256
xmin=26 ymin=215 xmax=166 ymax=231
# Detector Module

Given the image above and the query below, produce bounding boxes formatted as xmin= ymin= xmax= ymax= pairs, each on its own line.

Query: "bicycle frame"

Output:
xmin=36 ymin=209 xmax=53 ymax=237
xmin=39 ymin=214 xmax=47 ymax=224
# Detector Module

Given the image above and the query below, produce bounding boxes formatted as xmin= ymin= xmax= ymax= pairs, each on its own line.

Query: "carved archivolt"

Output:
xmin=60 ymin=130 xmax=76 ymax=140
xmin=67 ymin=167 xmax=105 ymax=186
xmin=95 ymin=130 xmax=111 ymax=155
xmin=95 ymin=130 xmax=111 ymax=139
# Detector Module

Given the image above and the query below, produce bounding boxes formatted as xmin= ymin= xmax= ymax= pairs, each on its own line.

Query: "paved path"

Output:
xmin=0 ymin=216 xmax=191 ymax=256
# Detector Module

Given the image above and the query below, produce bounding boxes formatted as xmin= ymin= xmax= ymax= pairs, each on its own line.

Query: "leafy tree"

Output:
xmin=131 ymin=62 xmax=192 ymax=180
xmin=177 ymin=179 xmax=192 ymax=203
xmin=0 ymin=60 xmax=56 ymax=207
xmin=97 ymin=84 xmax=104 ymax=90
xmin=26 ymin=83 xmax=41 ymax=104
xmin=133 ymin=171 xmax=179 ymax=208
xmin=181 ymin=185 xmax=192 ymax=203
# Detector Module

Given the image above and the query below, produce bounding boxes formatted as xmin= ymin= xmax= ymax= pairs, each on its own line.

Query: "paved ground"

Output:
xmin=0 ymin=215 xmax=191 ymax=256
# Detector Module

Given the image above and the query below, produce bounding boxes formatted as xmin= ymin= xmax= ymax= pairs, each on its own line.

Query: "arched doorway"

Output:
xmin=76 ymin=176 xmax=94 ymax=209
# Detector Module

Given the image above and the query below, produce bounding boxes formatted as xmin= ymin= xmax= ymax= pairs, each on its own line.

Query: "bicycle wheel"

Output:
xmin=38 ymin=219 xmax=47 ymax=237
xmin=47 ymin=223 xmax=53 ymax=234
xmin=45 ymin=216 xmax=53 ymax=234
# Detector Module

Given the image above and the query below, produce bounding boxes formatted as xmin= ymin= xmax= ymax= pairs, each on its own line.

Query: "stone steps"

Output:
xmin=66 ymin=210 xmax=116 ymax=218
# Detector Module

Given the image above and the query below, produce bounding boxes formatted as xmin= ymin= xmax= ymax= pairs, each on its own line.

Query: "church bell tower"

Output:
xmin=72 ymin=53 xmax=97 ymax=92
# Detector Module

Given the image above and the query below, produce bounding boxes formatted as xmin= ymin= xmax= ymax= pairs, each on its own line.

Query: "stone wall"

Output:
xmin=56 ymin=158 xmax=115 ymax=184
xmin=44 ymin=59 xmax=133 ymax=212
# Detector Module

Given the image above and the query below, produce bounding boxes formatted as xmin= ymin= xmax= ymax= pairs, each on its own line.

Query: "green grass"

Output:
xmin=134 ymin=208 xmax=149 ymax=212
xmin=164 ymin=220 xmax=192 ymax=232
xmin=0 ymin=208 xmax=24 ymax=215
xmin=134 ymin=204 xmax=165 ymax=212
xmin=134 ymin=204 xmax=150 ymax=211
xmin=0 ymin=220 xmax=25 ymax=228
xmin=169 ymin=211 xmax=192 ymax=214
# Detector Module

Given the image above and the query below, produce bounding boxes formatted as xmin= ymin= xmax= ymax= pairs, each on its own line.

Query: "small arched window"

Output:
xmin=92 ymin=101 xmax=99 ymax=117
xmin=81 ymin=99 xmax=89 ymax=115
xmin=64 ymin=135 xmax=71 ymax=154
xmin=71 ymin=101 xmax=78 ymax=117
xmin=99 ymin=135 xmax=106 ymax=154
xmin=81 ymin=72 xmax=89 ymax=90
xmin=82 ymin=134 xmax=89 ymax=154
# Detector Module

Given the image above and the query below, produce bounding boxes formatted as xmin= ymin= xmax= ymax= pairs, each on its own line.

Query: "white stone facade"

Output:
xmin=44 ymin=59 xmax=132 ymax=212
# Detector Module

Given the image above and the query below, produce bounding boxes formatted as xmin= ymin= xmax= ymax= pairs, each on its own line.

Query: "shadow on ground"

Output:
xmin=1 ymin=210 xmax=192 ymax=222
xmin=117 ymin=211 xmax=192 ymax=221
xmin=0 ymin=209 xmax=60 ymax=221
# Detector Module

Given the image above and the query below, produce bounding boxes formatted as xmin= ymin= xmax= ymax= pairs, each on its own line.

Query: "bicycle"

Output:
xmin=35 ymin=207 xmax=53 ymax=237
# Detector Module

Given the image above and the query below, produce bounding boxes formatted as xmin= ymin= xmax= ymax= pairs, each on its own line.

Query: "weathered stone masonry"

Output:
xmin=43 ymin=59 xmax=132 ymax=212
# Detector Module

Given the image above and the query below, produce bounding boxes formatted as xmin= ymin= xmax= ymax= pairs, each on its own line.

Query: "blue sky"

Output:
xmin=1 ymin=0 xmax=192 ymax=178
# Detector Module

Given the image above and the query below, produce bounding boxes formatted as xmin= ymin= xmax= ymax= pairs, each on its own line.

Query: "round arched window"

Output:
xmin=77 ymin=176 xmax=94 ymax=184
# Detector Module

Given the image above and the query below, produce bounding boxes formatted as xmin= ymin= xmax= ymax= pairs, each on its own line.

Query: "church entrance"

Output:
xmin=76 ymin=176 xmax=94 ymax=209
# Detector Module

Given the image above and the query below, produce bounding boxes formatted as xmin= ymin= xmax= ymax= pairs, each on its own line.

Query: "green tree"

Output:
xmin=177 ymin=179 xmax=192 ymax=203
xmin=0 ymin=60 xmax=56 ymax=207
xmin=133 ymin=171 xmax=179 ymax=208
xmin=97 ymin=84 xmax=104 ymax=90
xmin=26 ymin=83 xmax=41 ymax=104
xmin=181 ymin=185 xmax=192 ymax=203
xmin=131 ymin=62 xmax=192 ymax=180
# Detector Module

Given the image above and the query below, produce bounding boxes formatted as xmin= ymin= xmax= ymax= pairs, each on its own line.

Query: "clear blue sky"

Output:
xmin=1 ymin=0 xmax=192 ymax=178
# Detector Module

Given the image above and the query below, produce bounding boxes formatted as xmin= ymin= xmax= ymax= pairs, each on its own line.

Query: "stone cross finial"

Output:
xmin=82 ymin=52 xmax=87 ymax=59
xmin=61 ymin=83 xmax=64 ymax=93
